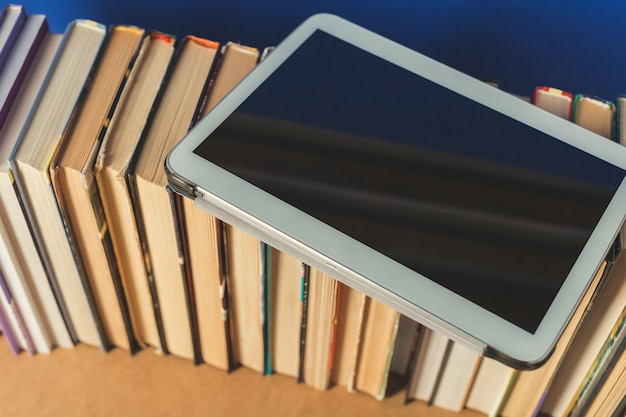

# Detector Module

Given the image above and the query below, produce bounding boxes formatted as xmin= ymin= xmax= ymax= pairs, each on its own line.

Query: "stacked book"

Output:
xmin=0 ymin=4 xmax=625 ymax=417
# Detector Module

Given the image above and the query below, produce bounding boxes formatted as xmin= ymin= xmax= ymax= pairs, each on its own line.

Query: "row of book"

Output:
xmin=0 ymin=4 xmax=625 ymax=417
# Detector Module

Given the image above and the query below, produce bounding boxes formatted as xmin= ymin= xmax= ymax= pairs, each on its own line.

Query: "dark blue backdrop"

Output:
xmin=14 ymin=1 xmax=626 ymax=101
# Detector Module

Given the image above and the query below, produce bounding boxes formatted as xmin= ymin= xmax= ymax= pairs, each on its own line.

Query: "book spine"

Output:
xmin=0 ymin=15 xmax=49 ymax=128
xmin=261 ymin=241 xmax=271 ymax=375
xmin=297 ymin=263 xmax=310 ymax=384
xmin=0 ymin=5 xmax=26 ymax=72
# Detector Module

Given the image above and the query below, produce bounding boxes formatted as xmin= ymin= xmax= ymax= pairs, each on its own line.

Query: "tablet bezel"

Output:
xmin=166 ymin=13 xmax=626 ymax=369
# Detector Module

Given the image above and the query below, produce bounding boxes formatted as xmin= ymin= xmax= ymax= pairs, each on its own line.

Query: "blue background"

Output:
xmin=15 ymin=1 xmax=626 ymax=102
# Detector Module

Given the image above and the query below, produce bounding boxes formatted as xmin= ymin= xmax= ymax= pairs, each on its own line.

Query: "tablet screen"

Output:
xmin=194 ymin=30 xmax=626 ymax=333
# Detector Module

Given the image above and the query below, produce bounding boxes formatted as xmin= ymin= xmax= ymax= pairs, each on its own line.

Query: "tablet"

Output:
xmin=166 ymin=13 xmax=626 ymax=369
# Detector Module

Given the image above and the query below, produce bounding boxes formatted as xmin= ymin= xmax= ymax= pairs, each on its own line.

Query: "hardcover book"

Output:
xmin=49 ymin=24 xmax=146 ymax=352
xmin=0 ymin=4 xmax=26 ymax=72
xmin=94 ymin=31 xmax=176 ymax=352
xmin=179 ymin=40 xmax=259 ymax=371
xmin=128 ymin=35 xmax=219 ymax=361
xmin=8 ymin=19 xmax=107 ymax=349
xmin=0 ymin=30 xmax=71 ymax=352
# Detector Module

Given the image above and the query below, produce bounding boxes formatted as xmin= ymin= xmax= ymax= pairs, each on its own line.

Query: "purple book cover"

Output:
xmin=0 ymin=5 xmax=27 ymax=73
xmin=0 ymin=14 xmax=48 ymax=128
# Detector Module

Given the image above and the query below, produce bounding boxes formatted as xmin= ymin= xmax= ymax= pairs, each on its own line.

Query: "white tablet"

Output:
xmin=166 ymin=13 xmax=626 ymax=369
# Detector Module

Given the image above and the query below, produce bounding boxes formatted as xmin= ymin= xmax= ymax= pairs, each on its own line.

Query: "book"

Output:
xmin=611 ymin=395 xmax=626 ymax=417
xmin=541 ymin=254 xmax=626 ymax=417
xmin=3 ymin=6 xmax=626 ymax=417
xmin=302 ymin=265 xmax=340 ymax=390
xmin=269 ymin=248 xmax=303 ymax=377
xmin=465 ymin=356 xmax=516 ymax=416
xmin=573 ymin=94 xmax=616 ymax=140
xmin=128 ymin=35 xmax=219 ymax=361
xmin=532 ymin=86 xmax=574 ymax=120
xmin=178 ymin=40 xmax=259 ymax=371
xmin=0 ymin=265 xmax=33 ymax=354
xmin=0 ymin=13 xmax=47 ymax=128
xmin=8 ymin=19 xmax=107 ymax=349
xmin=0 ymin=12 xmax=55 ymax=354
xmin=580 ymin=342 xmax=626 ymax=417
xmin=353 ymin=297 xmax=401 ymax=400
xmin=498 ymin=260 xmax=608 ymax=417
xmin=0 ymin=286 xmax=20 ymax=355
xmin=406 ymin=327 xmax=452 ymax=404
xmin=0 ymin=4 xmax=26 ymax=73
xmin=49 ymin=25 xmax=146 ymax=352
xmin=196 ymin=41 xmax=260 ymax=120
xmin=616 ymin=94 xmax=626 ymax=259
xmin=227 ymin=226 xmax=266 ymax=373
xmin=0 ymin=30 xmax=71 ymax=352
xmin=570 ymin=308 xmax=626 ymax=416
xmin=430 ymin=341 xmax=481 ymax=412
xmin=94 ymin=31 xmax=176 ymax=352
xmin=389 ymin=315 xmax=420 ymax=381
xmin=330 ymin=283 xmax=366 ymax=391
xmin=617 ymin=95 xmax=626 ymax=147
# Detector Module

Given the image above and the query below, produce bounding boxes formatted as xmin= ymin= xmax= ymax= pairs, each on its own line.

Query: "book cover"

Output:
xmin=0 ymin=13 xmax=48 ymax=128
xmin=0 ymin=4 xmax=26 ymax=73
